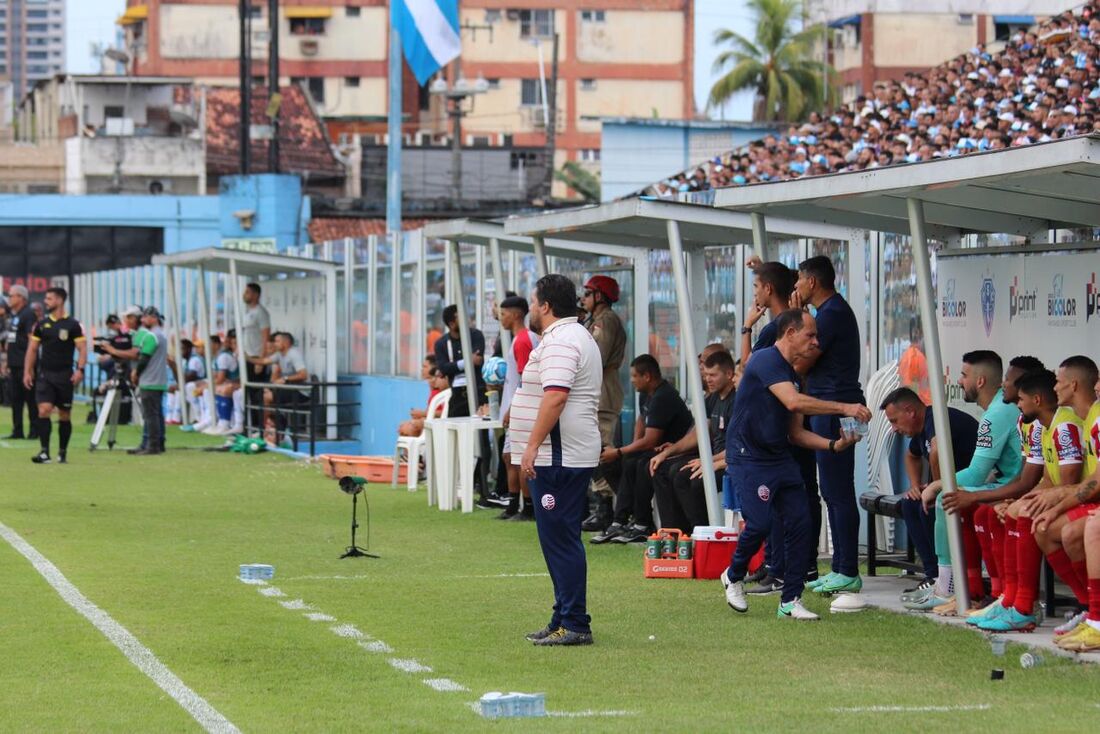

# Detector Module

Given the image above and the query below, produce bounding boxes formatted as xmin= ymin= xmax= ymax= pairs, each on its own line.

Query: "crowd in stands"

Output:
xmin=648 ymin=3 xmax=1100 ymax=197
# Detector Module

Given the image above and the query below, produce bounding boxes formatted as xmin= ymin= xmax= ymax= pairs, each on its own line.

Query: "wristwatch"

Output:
xmin=740 ymin=326 xmax=752 ymax=335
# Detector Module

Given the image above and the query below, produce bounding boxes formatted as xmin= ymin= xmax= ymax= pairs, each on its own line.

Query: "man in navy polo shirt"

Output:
xmin=722 ymin=310 xmax=870 ymax=620
xmin=881 ymin=387 xmax=978 ymax=587
xmin=793 ymin=256 xmax=867 ymax=595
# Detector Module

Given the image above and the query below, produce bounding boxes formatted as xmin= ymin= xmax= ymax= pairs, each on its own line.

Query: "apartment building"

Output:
xmin=819 ymin=0 xmax=1075 ymax=103
xmin=0 ymin=0 xmax=65 ymax=97
xmin=118 ymin=1 xmax=694 ymax=197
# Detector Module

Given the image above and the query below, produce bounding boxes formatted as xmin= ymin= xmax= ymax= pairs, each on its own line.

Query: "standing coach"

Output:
xmin=793 ymin=256 xmax=867 ymax=596
xmin=514 ymin=274 xmax=602 ymax=647
xmin=4 ymin=285 xmax=38 ymax=440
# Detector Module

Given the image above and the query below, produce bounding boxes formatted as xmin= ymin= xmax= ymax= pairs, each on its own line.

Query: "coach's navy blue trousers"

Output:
xmin=810 ymin=414 xmax=860 ymax=577
xmin=727 ymin=460 xmax=812 ymax=603
xmin=530 ymin=465 xmax=595 ymax=634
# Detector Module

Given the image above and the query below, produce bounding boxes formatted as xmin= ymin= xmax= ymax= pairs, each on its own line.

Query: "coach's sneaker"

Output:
xmin=745 ymin=566 xmax=769 ymax=585
xmin=777 ymin=598 xmax=820 ymax=621
xmin=806 ymin=572 xmax=836 ymax=592
xmin=900 ymin=578 xmax=935 ymax=604
xmin=830 ymin=593 xmax=868 ymax=614
xmin=30 ymin=450 xmax=51 ymax=464
xmin=524 ymin=626 xmax=556 ymax=642
xmin=746 ymin=575 xmax=783 ymax=595
xmin=722 ymin=569 xmax=748 ymax=614
xmin=611 ymin=524 xmax=651 ymax=544
xmin=1062 ymin=623 xmax=1100 ymax=652
xmin=590 ymin=522 xmax=627 ymax=545
xmin=532 ymin=627 xmax=593 ymax=646
xmin=1054 ymin=610 xmax=1088 ymax=637
xmin=966 ymin=598 xmax=1007 ymax=625
xmin=817 ymin=573 xmax=862 ymax=595
xmin=975 ymin=607 xmax=1037 ymax=632
xmin=57 ymin=451 xmax=67 ymax=465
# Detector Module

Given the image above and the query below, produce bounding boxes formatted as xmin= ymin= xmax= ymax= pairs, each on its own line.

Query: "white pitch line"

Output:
xmin=388 ymin=658 xmax=433 ymax=674
xmin=304 ymin=612 xmax=336 ymax=622
xmin=258 ymin=586 xmax=286 ymax=597
xmin=423 ymin=678 xmax=467 ymax=692
xmin=548 ymin=710 xmax=638 ymax=718
xmin=830 ymin=704 xmax=991 ymax=714
xmin=358 ymin=640 xmax=394 ymax=654
xmin=330 ymin=624 xmax=365 ymax=639
xmin=0 ymin=520 xmax=240 ymax=734
xmin=238 ymin=578 xmax=268 ymax=586
xmin=456 ymin=573 xmax=551 ymax=579
xmin=279 ymin=574 xmax=370 ymax=581
xmin=279 ymin=599 xmax=312 ymax=610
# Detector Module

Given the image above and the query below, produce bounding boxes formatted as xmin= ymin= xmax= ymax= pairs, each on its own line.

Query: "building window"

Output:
xmin=580 ymin=78 xmax=596 ymax=91
xmin=27 ymin=23 xmax=48 ymax=32
xmin=346 ymin=6 xmax=361 ymax=17
xmin=27 ymin=9 xmax=48 ymax=18
xmin=484 ymin=9 xmax=501 ymax=23
xmin=580 ymin=10 xmax=606 ymax=23
xmin=579 ymin=149 xmax=600 ymax=162
xmin=104 ymin=105 xmax=125 ymax=119
xmin=27 ymin=51 xmax=48 ymax=60
xmin=518 ymin=9 xmax=553 ymax=39
xmin=344 ymin=76 xmax=360 ymax=87
xmin=290 ymin=17 xmax=326 ymax=35
xmin=307 ymin=77 xmax=326 ymax=104
xmin=957 ymin=13 xmax=974 ymax=24
xmin=486 ymin=78 xmax=501 ymax=90
xmin=249 ymin=5 xmax=263 ymax=19
xmin=520 ymin=79 xmax=544 ymax=106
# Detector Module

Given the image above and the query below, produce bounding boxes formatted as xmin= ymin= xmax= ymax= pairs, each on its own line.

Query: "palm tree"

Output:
xmin=708 ymin=0 xmax=834 ymax=122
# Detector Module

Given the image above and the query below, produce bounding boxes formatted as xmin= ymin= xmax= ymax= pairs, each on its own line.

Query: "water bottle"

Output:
xmin=487 ymin=390 xmax=500 ymax=420
xmin=1020 ymin=652 xmax=1044 ymax=669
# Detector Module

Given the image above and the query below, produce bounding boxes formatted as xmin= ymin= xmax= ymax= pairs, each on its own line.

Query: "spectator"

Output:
xmin=591 ymin=354 xmax=694 ymax=545
xmin=497 ymin=294 xmax=539 ymax=521
xmin=398 ymin=366 xmax=448 ymax=438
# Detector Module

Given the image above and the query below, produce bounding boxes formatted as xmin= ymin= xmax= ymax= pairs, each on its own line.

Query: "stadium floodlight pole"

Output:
xmin=489 ymin=237 xmax=511 ymax=357
xmin=532 ymin=236 xmax=549 ymax=278
xmin=449 ymin=242 xmax=480 ymax=422
xmin=165 ymin=266 xmax=189 ymax=424
xmin=386 ymin=6 xmax=402 ymax=237
xmin=907 ymin=197 xmax=969 ymax=611
xmin=196 ymin=266 xmax=217 ymax=425
xmin=666 ymin=220 xmax=722 ymax=525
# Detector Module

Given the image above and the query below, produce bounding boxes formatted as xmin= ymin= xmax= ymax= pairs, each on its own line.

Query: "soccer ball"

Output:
xmin=482 ymin=356 xmax=507 ymax=385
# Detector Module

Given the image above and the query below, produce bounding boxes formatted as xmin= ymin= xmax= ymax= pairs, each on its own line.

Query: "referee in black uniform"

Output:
xmin=23 ymin=287 xmax=86 ymax=464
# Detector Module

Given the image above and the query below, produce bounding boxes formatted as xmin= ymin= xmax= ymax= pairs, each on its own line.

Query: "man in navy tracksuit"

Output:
xmin=792 ymin=256 xmax=867 ymax=595
xmin=721 ymin=310 xmax=869 ymax=620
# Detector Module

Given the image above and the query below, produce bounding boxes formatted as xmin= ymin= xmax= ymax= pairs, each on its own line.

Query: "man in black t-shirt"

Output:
xmin=649 ymin=349 xmax=737 ymax=534
xmin=592 ymin=354 xmax=694 ymax=544
xmin=4 ymin=285 xmax=39 ymax=440
xmin=23 ymin=287 xmax=87 ymax=464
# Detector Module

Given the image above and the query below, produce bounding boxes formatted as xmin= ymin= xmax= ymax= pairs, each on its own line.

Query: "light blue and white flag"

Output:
xmin=393 ymin=0 xmax=461 ymax=86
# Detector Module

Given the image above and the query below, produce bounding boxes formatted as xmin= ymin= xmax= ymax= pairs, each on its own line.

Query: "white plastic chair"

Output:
xmin=393 ymin=388 xmax=451 ymax=492
xmin=863 ymin=362 xmax=901 ymax=551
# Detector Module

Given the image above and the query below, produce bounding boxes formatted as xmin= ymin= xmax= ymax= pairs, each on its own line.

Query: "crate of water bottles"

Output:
xmin=239 ymin=563 xmax=274 ymax=581
xmin=478 ymin=692 xmax=546 ymax=718
xmin=643 ymin=528 xmax=694 ymax=579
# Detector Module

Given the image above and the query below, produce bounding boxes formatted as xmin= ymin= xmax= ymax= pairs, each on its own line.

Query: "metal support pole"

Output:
xmin=267 ymin=0 xmax=280 ymax=173
xmin=196 ymin=267 xmax=216 ymax=424
xmin=386 ymin=11 xmax=402 ymax=236
xmin=228 ymin=259 xmax=249 ymax=433
xmin=165 ymin=266 xmax=189 ymax=424
xmin=907 ymin=197 xmax=968 ymax=611
xmin=532 ymin=236 xmax=549 ymax=278
xmin=238 ymin=0 xmax=251 ymax=175
xmin=750 ymin=212 xmax=767 ymax=258
xmin=667 ymin=220 xmax=721 ymax=525
xmin=450 ymin=241 xmax=481 ymax=422
xmin=325 ymin=266 xmax=338 ymax=440
xmin=489 ymin=237 xmax=511 ymax=357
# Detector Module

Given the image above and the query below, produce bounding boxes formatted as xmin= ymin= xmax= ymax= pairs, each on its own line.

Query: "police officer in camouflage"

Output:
xmin=579 ymin=275 xmax=627 ymax=531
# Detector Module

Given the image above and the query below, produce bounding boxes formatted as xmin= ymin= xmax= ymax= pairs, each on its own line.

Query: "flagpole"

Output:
xmin=386 ymin=5 xmax=402 ymax=237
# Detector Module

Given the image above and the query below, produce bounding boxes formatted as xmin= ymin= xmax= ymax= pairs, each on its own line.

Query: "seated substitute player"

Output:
xmin=910 ymin=350 xmax=1022 ymax=615
xmin=648 ymin=349 xmax=737 ymax=534
xmin=879 ymin=387 xmax=978 ymax=596
xmin=976 ymin=369 xmax=1085 ymax=632
xmin=721 ymin=310 xmax=870 ymax=621
xmin=944 ymin=355 xmax=1046 ymax=617
xmin=1059 ymin=507 xmax=1100 ymax=651
xmin=23 ymin=287 xmax=87 ymax=464
xmin=208 ymin=330 xmax=242 ymax=435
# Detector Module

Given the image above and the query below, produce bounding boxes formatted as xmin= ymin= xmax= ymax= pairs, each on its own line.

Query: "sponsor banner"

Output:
xmin=936 ymin=250 xmax=1100 ymax=413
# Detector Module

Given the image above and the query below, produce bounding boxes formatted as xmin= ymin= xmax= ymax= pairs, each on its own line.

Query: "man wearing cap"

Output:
xmin=579 ymin=275 xmax=627 ymax=532
xmin=3 ymin=285 xmax=38 ymax=440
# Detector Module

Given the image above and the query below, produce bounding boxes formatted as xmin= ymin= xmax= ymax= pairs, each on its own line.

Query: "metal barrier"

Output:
xmin=243 ymin=380 xmax=361 ymax=457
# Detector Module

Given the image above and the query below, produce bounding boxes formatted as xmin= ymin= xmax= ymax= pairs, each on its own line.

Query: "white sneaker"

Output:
xmin=192 ymin=419 xmax=212 ymax=432
xmin=1055 ymin=610 xmax=1088 ymax=636
xmin=206 ymin=420 xmax=232 ymax=435
xmin=830 ymin=593 xmax=868 ymax=614
xmin=777 ymin=598 xmax=820 ymax=621
xmin=228 ymin=423 xmax=244 ymax=435
xmin=721 ymin=567 xmax=748 ymax=613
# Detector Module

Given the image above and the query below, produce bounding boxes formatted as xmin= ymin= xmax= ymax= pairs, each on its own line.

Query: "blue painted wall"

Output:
xmin=218 ymin=174 xmax=310 ymax=251
xmin=346 ymin=374 xmax=430 ymax=456
xmin=600 ymin=119 xmax=783 ymax=201
xmin=0 ymin=194 xmax=220 ymax=253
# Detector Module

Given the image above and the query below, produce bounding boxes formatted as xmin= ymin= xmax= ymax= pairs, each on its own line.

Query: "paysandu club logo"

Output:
xmin=1087 ymin=273 xmax=1098 ymax=323
xmin=940 ymin=278 xmax=967 ymax=324
xmin=980 ymin=275 xmax=995 ymax=337
xmin=1009 ymin=275 xmax=1038 ymax=321
xmin=1047 ymin=273 xmax=1078 ymax=326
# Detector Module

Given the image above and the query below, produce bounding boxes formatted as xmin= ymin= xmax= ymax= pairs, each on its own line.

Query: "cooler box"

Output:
xmin=319 ymin=454 xmax=407 ymax=484
xmin=692 ymin=526 xmax=739 ymax=579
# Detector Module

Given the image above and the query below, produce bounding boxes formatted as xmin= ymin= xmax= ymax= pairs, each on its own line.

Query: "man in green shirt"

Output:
xmin=110 ymin=307 xmax=169 ymax=455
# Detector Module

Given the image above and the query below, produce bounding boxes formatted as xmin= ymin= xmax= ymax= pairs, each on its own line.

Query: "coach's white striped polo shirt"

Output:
xmin=509 ymin=316 xmax=602 ymax=468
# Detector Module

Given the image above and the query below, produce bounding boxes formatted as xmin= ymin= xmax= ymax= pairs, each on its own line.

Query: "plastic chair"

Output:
xmin=393 ymin=389 xmax=450 ymax=492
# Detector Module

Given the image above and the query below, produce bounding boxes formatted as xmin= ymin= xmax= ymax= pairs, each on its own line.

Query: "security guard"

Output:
xmin=23 ymin=286 xmax=86 ymax=464
xmin=580 ymin=275 xmax=627 ymax=531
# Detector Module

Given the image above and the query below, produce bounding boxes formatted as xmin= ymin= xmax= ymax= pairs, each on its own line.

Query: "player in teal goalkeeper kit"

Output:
xmin=909 ymin=351 xmax=1021 ymax=611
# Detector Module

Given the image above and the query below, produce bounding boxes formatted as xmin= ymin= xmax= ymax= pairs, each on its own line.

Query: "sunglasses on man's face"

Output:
xmin=582 ymin=290 xmax=595 ymax=298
